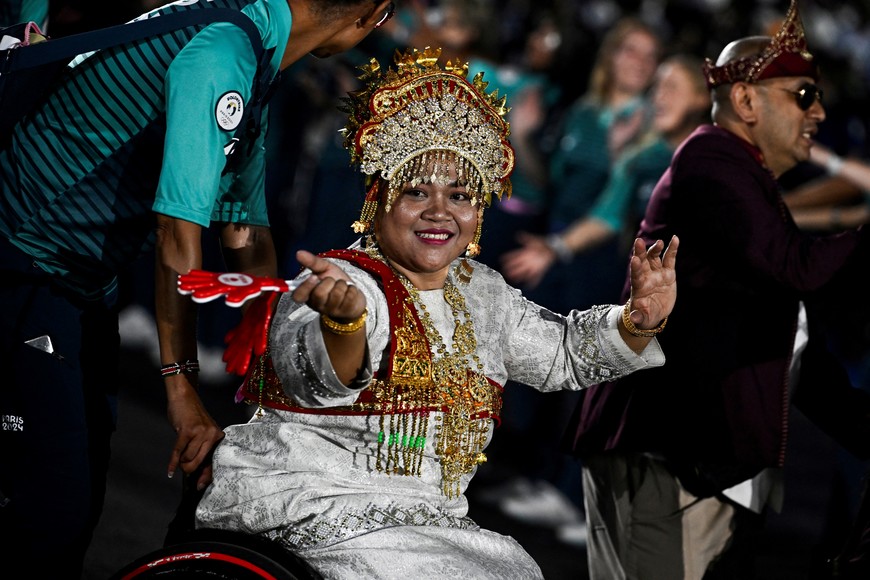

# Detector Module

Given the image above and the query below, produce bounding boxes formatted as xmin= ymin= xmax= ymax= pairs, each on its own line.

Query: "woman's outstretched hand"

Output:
xmin=292 ymin=250 xmax=367 ymax=324
xmin=626 ymin=236 xmax=679 ymax=330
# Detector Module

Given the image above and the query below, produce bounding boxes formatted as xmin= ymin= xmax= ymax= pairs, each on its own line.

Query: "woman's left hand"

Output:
xmin=626 ymin=236 xmax=679 ymax=330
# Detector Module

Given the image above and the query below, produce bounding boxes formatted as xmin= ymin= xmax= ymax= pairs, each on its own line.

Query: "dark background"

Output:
xmin=23 ymin=1 xmax=869 ymax=577
xmin=84 ymin=343 xmax=861 ymax=579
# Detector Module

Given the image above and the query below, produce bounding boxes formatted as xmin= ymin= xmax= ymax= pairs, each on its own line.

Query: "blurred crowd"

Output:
xmin=40 ymin=1 xmax=870 ymax=292
xmin=29 ymin=0 xmax=870 ymax=559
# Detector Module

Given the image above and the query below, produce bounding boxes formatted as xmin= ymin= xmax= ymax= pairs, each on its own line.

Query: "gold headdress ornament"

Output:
xmin=340 ymin=47 xmax=515 ymax=241
xmin=703 ymin=0 xmax=818 ymax=89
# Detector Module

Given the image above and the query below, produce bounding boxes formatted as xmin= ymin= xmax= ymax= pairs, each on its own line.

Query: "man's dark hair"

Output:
xmin=310 ymin=0 xmax=378 ymax=20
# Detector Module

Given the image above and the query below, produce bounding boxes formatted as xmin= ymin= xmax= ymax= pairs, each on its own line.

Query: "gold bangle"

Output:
xmin=622 ymin=299 xmax=667 ymax=337
xmin=321 ymin=310 xmax=368 ymax=335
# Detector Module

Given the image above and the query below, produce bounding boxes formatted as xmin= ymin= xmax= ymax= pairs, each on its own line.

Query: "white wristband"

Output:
xmin=825 ymin=154 xmax=845 ymax=176
xmin=545 ymin=234 xmax=573 ymax=263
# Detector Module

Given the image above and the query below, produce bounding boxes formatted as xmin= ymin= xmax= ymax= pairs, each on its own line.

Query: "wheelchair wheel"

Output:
xmin=109 ymin=529 xmax=323 ymax=580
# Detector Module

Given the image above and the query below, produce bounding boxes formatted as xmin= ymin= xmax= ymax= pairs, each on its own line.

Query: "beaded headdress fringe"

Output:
xmin=341 ymin=47 xmax=515 ymax=234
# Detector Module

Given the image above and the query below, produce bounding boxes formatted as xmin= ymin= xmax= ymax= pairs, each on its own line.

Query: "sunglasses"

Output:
xmin=777 ymin=83 xmax=824 ymax=111
xmin=374 ymin=2 xmax=395 ymax=29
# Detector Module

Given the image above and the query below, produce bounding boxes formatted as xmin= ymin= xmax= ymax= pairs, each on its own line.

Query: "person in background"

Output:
xmin=501 ymin=54 xmax=711 ymax=289
xmin=267 ymin=55 xmax=369 ymax=276
xmin=0 ymin=0 xmax=395 ymax=576
xmin=470 ymin=12 xmax=563 ymax=276
xmin=567 ymin=2 xmax=870 ymax=578
xmin=466 ymin=17 xmax=661 ymax=538
xmin=407 ymin=0 xmax=487 ymax=65
xmin=531 ymin=16 xmax=661 ymax=314
xmin=191 ymin=46 xmax=678 ymax=579
xmin=784 ymin=141 xmax=870 ymax=231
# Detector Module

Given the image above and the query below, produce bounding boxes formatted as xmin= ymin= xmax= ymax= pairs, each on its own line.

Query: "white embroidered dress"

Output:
xmin=196 ymin=256 xmax=664 ymax=579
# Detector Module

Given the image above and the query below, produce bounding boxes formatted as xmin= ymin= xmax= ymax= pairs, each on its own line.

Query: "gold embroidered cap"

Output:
xmin=703 ymin=0 xmax=818 ymax=89
xmin=341 ymin=47 xmax=515 ymax=234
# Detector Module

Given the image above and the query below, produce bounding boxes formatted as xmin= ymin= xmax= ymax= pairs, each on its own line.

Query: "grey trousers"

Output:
xmin=582 ymin=452 xmax=738 ymax=580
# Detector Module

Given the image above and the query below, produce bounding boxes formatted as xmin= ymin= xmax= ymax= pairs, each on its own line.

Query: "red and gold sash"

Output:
xmin=237 ymin=249 xmax=502 ymax=496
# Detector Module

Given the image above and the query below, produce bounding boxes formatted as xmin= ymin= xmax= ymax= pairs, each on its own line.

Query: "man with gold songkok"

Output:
xmin=191 ymin=47 xmax=678 ymax=579
xmin=567 ymin=2 xmax=870 ymax=578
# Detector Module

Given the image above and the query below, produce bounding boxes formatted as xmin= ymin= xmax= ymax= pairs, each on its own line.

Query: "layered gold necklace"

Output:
xmin=239 ymin=246 xmax=502 ymax=498
xmin=366 ymin=242 xmax=498 ymax=498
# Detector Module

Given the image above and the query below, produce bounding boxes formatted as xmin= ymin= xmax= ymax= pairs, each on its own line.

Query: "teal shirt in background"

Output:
xmin=469 ymin=59 xmax=559 ymax=210
xmin=529 ymin=97 xmax=653 ymax=314
xmin=589 ymin=136 xmax=673 ymax=234
xmin=549 ymin=97 xmax=647 ymax=229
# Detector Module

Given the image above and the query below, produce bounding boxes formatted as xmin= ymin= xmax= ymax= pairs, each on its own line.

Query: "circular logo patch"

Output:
xmin=217 ymin=273 xmax=254 ymax=287
xmin=215 ymin=91 xmax=244 ymax=131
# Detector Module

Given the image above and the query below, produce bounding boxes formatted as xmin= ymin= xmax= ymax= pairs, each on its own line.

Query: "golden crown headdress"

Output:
xmin=703 ymin=0 xmax=817 ymax=89
xmin=340 ymin=47 xmax=515 ymax=234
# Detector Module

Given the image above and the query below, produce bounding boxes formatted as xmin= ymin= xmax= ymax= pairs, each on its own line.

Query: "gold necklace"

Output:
xmin=366 ymin=241 xmax=495 ymax=497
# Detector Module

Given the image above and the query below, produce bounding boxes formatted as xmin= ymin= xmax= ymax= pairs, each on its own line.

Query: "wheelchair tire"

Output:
xmin=109 ymin=529 xmax=323 ymax=580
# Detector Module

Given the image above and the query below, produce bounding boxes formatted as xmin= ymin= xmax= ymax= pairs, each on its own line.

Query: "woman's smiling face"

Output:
xmin=374 ymin=160 xmax=478 ymax=290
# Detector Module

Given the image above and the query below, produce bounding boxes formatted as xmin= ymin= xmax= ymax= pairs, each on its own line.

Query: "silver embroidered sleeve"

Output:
xmin=462 ymin=261 xmax=664 ymax=392
xmin=269 ymin=261 xmax=390 ymax=408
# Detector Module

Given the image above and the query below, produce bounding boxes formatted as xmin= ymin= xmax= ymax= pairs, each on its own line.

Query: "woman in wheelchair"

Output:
xmin=133 ymin=47 xmax=676 ymax=579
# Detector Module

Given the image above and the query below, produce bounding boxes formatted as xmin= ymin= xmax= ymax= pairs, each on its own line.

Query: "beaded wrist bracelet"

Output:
xmin=160 ymin=359 xmax=200 ymax=378
xmin=321 ymin=310 xmax=368 ymax=335
xmin=622 ymin=299 xmax=667 ymax=338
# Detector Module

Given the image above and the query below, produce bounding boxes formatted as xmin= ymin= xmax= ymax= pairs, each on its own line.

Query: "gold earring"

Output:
xmin=465 ymin=208 xmax=484 ymax=257
xmin=456 ymin=258 xmax=475 ymax=284
xmin=352 ymin=181 xmax=380 ymax=234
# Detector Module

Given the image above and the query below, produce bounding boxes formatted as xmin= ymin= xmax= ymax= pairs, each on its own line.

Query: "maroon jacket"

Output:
xmin=567 ymin=124 xmax=870 ymax=495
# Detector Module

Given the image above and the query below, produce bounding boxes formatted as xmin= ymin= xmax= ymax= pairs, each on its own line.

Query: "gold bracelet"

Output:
xmin=321 ymin=310 xmax=368 ymax=335
xmin=622 ymin=299 xmax=667 ymax=337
